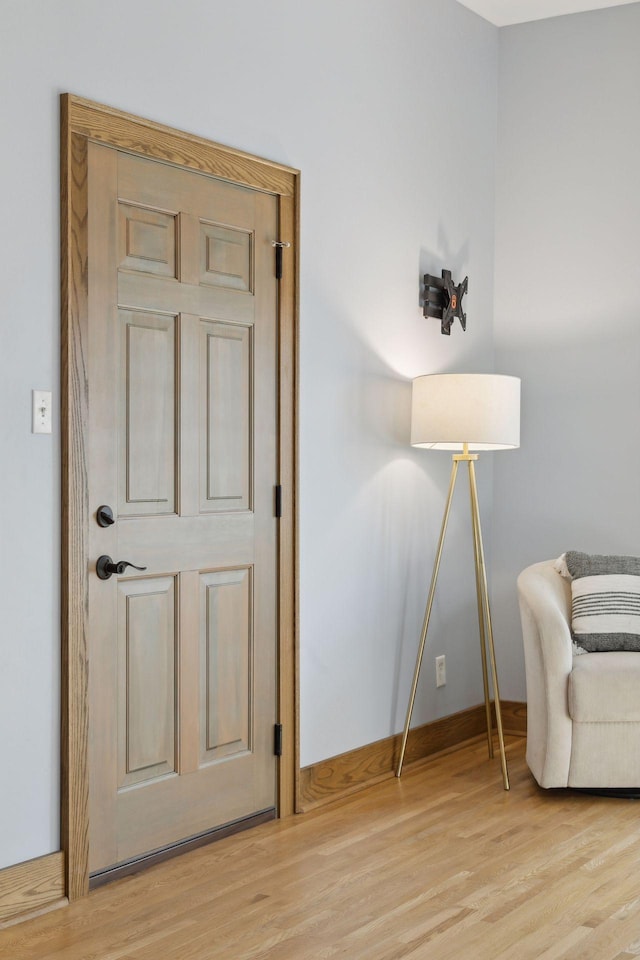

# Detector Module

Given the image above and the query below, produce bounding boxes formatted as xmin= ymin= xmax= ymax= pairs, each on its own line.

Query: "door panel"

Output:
xmin=87 ymin=144 xmax=278 ymax=874
xmin=119 ymin=310 xmax=177 ymax=514
xmin=200 ymin=568 xmax=252 ymax=765
xmin=200 ymin=319 xmax=252 ymax=512
xmin=118 ymin=203 xmax=178 ymax=279
xmin=117 ymin=576 xmax=177 ymax=789
xmin=200 ymin=221 xmax=253 ymax=292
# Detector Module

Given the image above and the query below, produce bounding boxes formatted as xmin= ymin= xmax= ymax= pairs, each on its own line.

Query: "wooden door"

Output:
xmin=87 ymin=145 xmax=279 ymax=875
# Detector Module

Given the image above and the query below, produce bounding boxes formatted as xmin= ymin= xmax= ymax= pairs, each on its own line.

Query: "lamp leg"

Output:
xmin=396 ymin=458 xmax=459 ymax=777
xmin=468 ymin=461 xmax=494 ymax=761
xmin=468 ymin=460 xmax=510 ymax=791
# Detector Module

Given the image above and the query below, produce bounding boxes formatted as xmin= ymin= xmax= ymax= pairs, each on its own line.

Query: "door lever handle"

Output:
xmin=96 ymin=555 xmax=147 ymax=580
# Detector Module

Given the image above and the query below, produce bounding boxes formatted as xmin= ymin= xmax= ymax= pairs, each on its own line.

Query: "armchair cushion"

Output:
xmin=569 ymin=652 xmax=640 ymax=722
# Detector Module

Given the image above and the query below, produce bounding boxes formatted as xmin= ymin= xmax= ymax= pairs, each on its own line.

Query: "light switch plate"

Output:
xmin=32 ymin=390 xmax=53 ymax=434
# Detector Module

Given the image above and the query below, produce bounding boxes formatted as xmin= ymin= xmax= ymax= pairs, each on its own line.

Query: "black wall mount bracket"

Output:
xmin=423 ymin=270 xmax=468 ymax=335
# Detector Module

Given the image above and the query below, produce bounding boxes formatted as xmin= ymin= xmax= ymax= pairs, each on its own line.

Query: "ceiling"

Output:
xmin=456 ymin=0 xmax=639 ymax=26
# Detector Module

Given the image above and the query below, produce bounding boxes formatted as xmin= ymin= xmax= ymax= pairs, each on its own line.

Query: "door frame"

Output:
xmin=60 ymin=94 xmax=299 ymax=900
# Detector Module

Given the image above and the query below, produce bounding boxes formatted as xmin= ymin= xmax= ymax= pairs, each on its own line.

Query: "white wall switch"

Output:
xmin=32 ymin=390 xmax=53 ymax=434
xmin=435 ymin=655 xmax=446 ymax=688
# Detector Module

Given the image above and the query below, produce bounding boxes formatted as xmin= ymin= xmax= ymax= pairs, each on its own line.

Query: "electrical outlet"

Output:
xmin=435 ymin=655 xmax=446 ymax=688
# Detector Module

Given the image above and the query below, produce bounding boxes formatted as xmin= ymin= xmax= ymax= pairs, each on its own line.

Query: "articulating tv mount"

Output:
xmin=423 ymin=270 xmax=468 ymax=335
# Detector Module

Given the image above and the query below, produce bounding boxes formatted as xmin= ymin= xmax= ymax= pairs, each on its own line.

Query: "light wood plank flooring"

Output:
xmin=3 ymin=737 xmax=640 ymax=959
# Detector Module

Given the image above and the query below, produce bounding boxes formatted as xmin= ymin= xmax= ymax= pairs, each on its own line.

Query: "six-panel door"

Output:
xmin=87 ymin=146 xmax=278 ymax=874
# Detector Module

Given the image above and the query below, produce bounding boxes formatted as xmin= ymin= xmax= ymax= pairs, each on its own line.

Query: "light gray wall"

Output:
xmin=493 ymin=3 xmax=640 ymax=700
xmin=0 ymin=0 xmax=498 ymax=868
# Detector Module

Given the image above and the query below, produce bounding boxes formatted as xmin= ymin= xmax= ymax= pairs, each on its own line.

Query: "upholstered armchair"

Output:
xmin=517 ymin=559 xmax=640 ymax=789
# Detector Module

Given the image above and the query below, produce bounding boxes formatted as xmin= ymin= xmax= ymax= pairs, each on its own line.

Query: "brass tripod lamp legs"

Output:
xmin=395 ymin=450 xmax=510 ymax=790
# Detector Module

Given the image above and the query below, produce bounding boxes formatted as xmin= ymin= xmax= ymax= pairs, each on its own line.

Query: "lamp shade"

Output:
xmin=411 ymin=374 xmax=520 ymax=451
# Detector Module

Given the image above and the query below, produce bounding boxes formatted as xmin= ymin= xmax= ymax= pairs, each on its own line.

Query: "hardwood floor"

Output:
xmin=3 ymin=736 xmax=640 ymax=959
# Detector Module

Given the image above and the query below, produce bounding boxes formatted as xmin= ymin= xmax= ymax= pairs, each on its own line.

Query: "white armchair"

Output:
xmin=517 ymin=560 xmax=640 ymax=789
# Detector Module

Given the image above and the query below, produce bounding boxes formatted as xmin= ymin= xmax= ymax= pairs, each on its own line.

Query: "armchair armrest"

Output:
xmin=517 ymin=560 xmax=574 ymax=787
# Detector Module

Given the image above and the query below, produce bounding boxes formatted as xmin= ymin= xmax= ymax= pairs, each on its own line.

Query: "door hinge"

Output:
xmin=274 ymin=723 xmax=283 ymax=757
xmin=271 ymin=240 xmax=291 ymax=280
xmin=275 ymin=484 xmax=282 ymax=519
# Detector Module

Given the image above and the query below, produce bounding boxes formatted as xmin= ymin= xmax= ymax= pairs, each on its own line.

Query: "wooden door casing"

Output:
xmin=61 ymin=95 xmax=299 ymax=899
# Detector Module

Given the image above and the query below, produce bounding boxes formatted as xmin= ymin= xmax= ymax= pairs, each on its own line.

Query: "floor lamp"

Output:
xmin=395 ymin=373 xmax=521 ymax=790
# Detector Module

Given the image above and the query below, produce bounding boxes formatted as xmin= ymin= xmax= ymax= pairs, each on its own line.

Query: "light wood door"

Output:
xmin=87 ymin=145 xmax=279 ymax=874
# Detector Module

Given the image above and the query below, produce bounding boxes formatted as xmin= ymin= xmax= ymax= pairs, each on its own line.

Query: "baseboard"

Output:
xmin=299 ymin=700 xmax=526 ymax=811
xmin=0 ymin=851 xmax=66 ymax=926
xmin=500 ymin=700 xmax=527 ymax=737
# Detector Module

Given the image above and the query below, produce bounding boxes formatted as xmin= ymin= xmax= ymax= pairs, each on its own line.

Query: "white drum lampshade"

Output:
xmin=411 ymin=374 xmax=521 ymax=452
